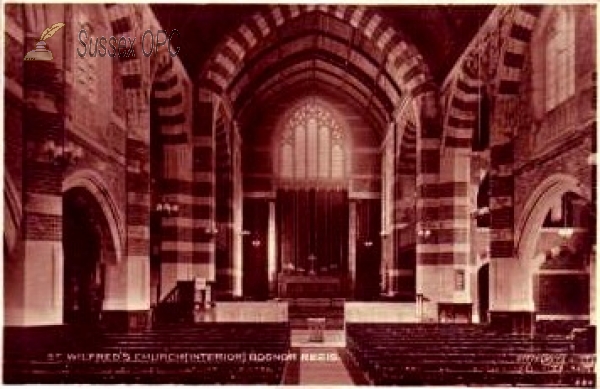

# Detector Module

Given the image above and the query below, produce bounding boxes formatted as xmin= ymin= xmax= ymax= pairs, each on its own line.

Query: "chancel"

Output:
xmin=3 ymin=3 xmax=597 ymax=386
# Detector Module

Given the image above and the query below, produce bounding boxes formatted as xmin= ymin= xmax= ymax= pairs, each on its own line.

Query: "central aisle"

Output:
xmin=297 ymin=347 xmax=354 ymax=385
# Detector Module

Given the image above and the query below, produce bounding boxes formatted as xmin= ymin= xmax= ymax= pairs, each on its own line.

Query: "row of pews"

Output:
xmin=347 ymin=323 xmax=596 ymax=386
xmin=4 ymin=322 xmax=290 ymax=384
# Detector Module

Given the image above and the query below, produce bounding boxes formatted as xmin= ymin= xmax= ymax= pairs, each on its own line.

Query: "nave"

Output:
xmin=3 ymin=3 xmax=597 ymax=386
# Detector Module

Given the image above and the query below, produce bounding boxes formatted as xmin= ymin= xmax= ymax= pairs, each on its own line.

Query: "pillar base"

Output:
xmin=489 ymin=310 xmax=536 ymax=334
xmin=102 ymin=310 xmax=150 ymax=332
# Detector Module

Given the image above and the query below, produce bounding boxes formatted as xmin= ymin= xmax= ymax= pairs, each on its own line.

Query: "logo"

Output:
xmin=77 ymin=28 xmax=181 ymax=58
xmin=24 ymin=22 xmax=65 ymax=61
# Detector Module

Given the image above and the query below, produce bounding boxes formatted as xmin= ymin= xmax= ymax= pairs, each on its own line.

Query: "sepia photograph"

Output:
xmin=2 ymin=2 xmax=597 ymax=386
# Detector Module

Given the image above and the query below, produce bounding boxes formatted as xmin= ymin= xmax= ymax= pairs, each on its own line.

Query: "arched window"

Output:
xmin=545 ymin=8 xmax=575 ymax=111
xmin=279 ymin=102 xmax=346 ymax=184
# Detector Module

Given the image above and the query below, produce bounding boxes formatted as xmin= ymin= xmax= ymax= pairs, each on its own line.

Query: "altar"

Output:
xmin=277 ymin=274 xmax=344 ymax=298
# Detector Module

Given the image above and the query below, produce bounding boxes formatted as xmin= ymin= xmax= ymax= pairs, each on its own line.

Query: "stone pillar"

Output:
xmin=102 ymin=2 xmax=150 ymax=331
xmin=6 ymin=5 xmax=67 ymax=326
xmin=102 ymin=108 xmax=152 ymax=331
xmin=214 ymin=118 xmax=235 ymax=298
xmin=267 ymin=201 xmax=277 ymax=296
xmin=439 ymin=147 xmax=473 ymax=318
xmin=488 ymin=99 xmax=534 ymax=333
xmin=13 ymin=65 xmax=65 ymax=326
xmin=348 ymin=201 xmax=357 ymax=297
xmin=394 ymin=173 xmax=417 ymax=299
xmin=231 ymin=123 xmax=243 ymax=297
xmin=414 ymin=93 xmax=443 ymax=322
xmin=192 ymin=89 xmax=217 ymax=284
xmin=156 ymin=74 xmax=194 ymax=301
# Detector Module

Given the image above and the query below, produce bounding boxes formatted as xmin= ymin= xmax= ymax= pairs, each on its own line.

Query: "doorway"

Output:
xmin=478 ymin=263 xmax=489 ymax=323
xmin=63 ymin=188 xmax=106 ymax=326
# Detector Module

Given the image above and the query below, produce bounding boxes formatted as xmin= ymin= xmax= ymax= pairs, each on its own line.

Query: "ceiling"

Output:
xmin=152 ymin=4 xmax=492 ymax=84
xmin=151 ymin=4 xmax=493 ymax=132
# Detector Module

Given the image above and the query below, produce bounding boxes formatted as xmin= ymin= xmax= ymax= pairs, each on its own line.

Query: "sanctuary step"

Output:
xmin=288 ymin=298 xmax=345 ymax=330
xmin=347 ymin=323 xmax=596 ymax=387
xmin=278 ymin=274 xmax=345 ymax=298
xmin=4 ymin=322 xmax=291 ymax=384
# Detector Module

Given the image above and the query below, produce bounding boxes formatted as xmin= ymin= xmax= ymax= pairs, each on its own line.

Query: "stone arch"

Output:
xmin=63 ymin=169 xmax=124 ymax=265
xmin=200 ymin=5 xmax=434 ymax=100
xmin=104 ymin=4 xmax=187 ymax=134
xmin=515 ymin=174 xmax=591 ymax=264
xmin=442 ymin=5 xmax=542 ymax=152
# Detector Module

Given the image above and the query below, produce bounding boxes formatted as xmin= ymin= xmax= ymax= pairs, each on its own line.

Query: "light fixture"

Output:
xmin=42 ymin=139 xmax=83 ymax=167
xmin=471 ymin=206 xmax=490 ymax=218
xmin=557 ymin=227 xmax=574 ymax=239
xmin=204 ymin=223 xmax=218 ymax=235
xmin=364 ymin=240 xmax=373 ymax=247
xmin=418 ymin=229 xmax=432 ymax=239
xmin=251 ymin=238 xmax=261 ymax=247
xmin=557 ymin=194 xmax=574 ymax=239
xmin=155 ymin=200 xmax=179 ymax=217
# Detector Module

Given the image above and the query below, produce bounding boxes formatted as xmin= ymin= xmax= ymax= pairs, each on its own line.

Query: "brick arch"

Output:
xmin=105 ymin=4 xmax=187 ymax=134
xmin=63 ymin=169 xmax=125 ymax=266
xmin=515 ymin=174 xmax=591 ymax=264
xmin=200 ymin=4 xmax=436 ymax=111
xmin=489 ymin=5 xmax=543 ymax=263
xmin=442 ymin=5 xmax=542 ymax=151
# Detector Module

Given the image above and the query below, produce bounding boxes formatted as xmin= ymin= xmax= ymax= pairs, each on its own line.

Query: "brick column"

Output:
xmin=393 ymin=173 xmax=416 ymax=299
xmin=348 ymin=201 xmax=357 ymax=297
xmin=488 ymin=99 xmax=534 ymax=331
xmin=231 ymin=123 xmax=243 ymax=297
xmin=414 ymin=92 xmax=443 ymax=321
xmin=101 ymin=2 xmax=150 ymax=331
xmin=215 ymin=120 xmax=235 ymax=298
xmin=153 ymin=70 xmax=194 ymax=300
xmin=14 ymin=58 xmax=66 ymax=326
xmin=7 ymin=4 xmax=67 ymax=326
xmin=192 ymin=89 xmax=216 ymax=283
xmin=439 ymin=146 xmax=473 ymax=309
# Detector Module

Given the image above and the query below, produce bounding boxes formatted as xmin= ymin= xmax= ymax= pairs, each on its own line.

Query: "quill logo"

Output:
xmin=24 ymin=22 xmax=65 ymax=61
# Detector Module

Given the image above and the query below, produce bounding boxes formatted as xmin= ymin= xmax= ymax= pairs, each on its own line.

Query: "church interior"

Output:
xmin=3 ymin=3 xmax=597 ymax=385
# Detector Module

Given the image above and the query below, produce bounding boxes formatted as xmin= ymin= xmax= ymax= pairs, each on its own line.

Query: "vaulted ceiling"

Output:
xmin=152 ymin=4 xmax=492 ymax=133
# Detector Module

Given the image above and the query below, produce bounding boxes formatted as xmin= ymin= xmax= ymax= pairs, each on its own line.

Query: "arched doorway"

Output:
xmin=63 ymin=188 xmax=111 ymax=326
xmin=532 ymin=191 xmax=594 ymax=319
xmin=477 ymin=263 xmax=489 ymax=323
xmin=516 ymin=175 xmax=594 ymax=321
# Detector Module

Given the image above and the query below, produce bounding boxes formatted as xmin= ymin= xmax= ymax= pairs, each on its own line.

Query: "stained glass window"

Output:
xmin=279 ymin=102 xmax=346 ymax=183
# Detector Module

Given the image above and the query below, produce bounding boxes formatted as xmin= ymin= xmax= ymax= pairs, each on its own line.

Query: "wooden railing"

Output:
xmin=153 ymin=281 xmax=195 ymax=325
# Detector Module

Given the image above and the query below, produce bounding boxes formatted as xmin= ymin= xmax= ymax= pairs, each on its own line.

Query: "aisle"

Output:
xmin=297 ymin=347 xmax=354 ymax=385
